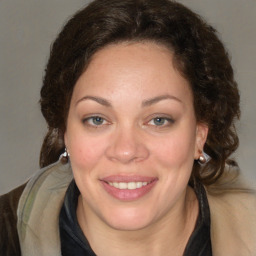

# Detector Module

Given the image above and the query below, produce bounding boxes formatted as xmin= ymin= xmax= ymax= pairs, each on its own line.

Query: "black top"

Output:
xmin=59 ymin=180 xmax=212 ymax=256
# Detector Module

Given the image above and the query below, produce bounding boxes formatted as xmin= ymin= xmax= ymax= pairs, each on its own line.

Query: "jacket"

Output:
xmin=1 ymin=161 xmax=256 ymax=256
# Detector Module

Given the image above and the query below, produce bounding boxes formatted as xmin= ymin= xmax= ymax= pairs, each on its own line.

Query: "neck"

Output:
xmin=77 ymin=186 xmax=198 ymax=256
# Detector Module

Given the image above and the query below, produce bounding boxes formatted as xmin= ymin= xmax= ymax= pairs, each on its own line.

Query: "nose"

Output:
xmin=105 ymin=126 xmax=149 ymax=164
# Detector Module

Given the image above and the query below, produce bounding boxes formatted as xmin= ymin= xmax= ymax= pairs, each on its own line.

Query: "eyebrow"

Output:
xmin=76 ymin=94 xmax=181 ymax=107
xmin=76 ymin=96 xmax=112 ymax=107
xmin=142 ymin=94 xmax=182 ymax=107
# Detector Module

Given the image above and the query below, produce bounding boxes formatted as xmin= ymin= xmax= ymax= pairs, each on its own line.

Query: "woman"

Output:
xmin=1 ymin=0 xmax=255 ymax=255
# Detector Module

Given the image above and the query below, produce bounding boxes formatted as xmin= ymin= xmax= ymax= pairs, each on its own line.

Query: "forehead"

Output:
xmin=72 ymin=42 xmax=192 ymax=104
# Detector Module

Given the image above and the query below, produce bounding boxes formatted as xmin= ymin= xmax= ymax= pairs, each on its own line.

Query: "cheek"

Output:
xmin=68 ymin=134 xmax=107 ymax=171
xmin=152 ymin=129 xmax=196 ymax=168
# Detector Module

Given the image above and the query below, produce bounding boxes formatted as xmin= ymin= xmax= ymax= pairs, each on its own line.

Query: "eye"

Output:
xmin=83 ymin=116 xmax=108 ymax=126
xmin=152 ymin=117 xmax=167 ymax=126
xmin=148 ymin=117 xmax=174 ymax=127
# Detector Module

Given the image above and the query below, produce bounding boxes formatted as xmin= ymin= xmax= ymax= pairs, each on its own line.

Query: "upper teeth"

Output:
xmin=108 ymin=181 xmax=149 ymax=190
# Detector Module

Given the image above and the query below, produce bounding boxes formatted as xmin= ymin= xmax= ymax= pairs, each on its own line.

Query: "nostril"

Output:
xmin=105 ymin=129 xmax=150 ymax=163
xmin=105 ymin=143 xmax=149 ymax=163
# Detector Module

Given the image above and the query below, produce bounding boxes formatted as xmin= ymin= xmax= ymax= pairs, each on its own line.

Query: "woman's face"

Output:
xmin=65 ymin=42 xmax=207 ymax=230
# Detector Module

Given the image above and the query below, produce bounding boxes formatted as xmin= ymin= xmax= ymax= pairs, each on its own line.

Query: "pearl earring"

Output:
xmin=198 ymin=150 xmax=210 ymax=165
xmin=60 ymin=148 xmax=70 ymax=163
xmin=199 ymin=154 xmax=206 ymax=164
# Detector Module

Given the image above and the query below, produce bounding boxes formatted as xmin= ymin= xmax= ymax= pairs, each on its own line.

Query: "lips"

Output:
xmin=100 ymin=175 xmax=158 ymax=201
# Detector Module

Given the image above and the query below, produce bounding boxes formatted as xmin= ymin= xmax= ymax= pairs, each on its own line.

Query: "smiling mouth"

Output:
xmin=101 ymin=176 xmax=157 ymax=200
xmin=106 ymin=181 xmax=151 ymax=190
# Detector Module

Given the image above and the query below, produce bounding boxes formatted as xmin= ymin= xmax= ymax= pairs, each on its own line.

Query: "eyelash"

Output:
xmin=82 ymin=116 xmax=110 ymax=127
xmin=146 ymin=116 xmax=175 ymax=128
xmin=82 ymin=115 xmax=175 ymax=129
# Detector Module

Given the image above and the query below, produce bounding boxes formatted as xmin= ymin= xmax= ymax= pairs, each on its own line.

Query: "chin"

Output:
xmin=100 ymin=206 xmax=154 ymax=231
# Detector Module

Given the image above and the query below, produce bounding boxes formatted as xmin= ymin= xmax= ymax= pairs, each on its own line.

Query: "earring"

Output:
xmin=198 ymin=153 xmax=206 ymax=164
xmin=60 ymin=148 xmax=70 ymax=163
xmin=198 ymin=150 xmax=210 ymax=164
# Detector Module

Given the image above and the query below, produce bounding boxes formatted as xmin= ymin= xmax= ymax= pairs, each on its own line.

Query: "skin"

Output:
xmin=64 ymin=42 xmax=208 ymax=256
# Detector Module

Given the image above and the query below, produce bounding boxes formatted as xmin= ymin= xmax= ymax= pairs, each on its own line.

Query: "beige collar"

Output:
xmin=207 ymin=190 xmax=256 ymax=256
xmin=17 ymin=161 xmax=73 ymax=256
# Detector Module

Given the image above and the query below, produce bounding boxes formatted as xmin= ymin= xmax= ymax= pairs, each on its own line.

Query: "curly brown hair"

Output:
xmin=40 ymin=0 xmax=240 ymax=185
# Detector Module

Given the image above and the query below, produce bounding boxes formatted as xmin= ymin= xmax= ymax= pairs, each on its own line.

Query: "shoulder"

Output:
xmin=206 ymin=169 xmax=256 ymax=219
xmin=17 ymin=161 xmax=73 ymax=255
xmin=0 ymin=183 xmax=26 ymax=256
xmin=0 ymin=183 xmax=27 ymax=211
xmin=205 ymin=170 xmax=256 ymax=255
xmin=207 ymin=187 xmax=256 ymax=225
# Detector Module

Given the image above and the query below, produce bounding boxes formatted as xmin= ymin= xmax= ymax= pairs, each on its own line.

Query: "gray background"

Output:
xmin=0 ymin=0 xmax=255 ymax=194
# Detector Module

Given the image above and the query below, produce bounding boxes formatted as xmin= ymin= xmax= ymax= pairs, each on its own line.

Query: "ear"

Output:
xmin=194 ymin=123 xmax=208 ymax=159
